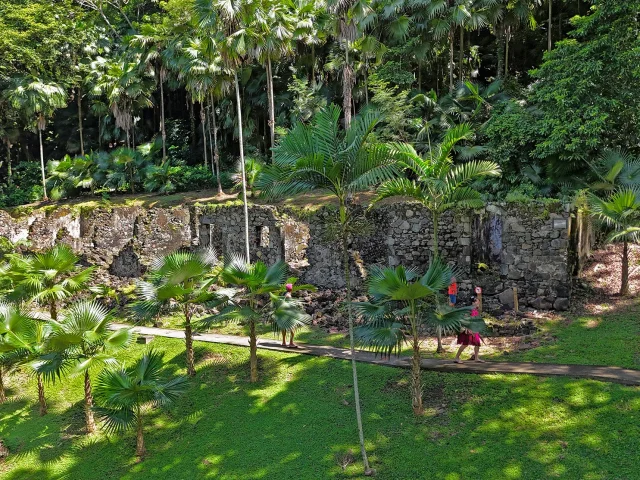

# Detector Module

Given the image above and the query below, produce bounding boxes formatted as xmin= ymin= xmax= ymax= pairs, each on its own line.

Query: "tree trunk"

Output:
xmin=548 ymin=0 xmax=552 ymax=52
xmin=459 ymin=26 xmax=464 ymax=82
xmin=98 ymin=117 xmax=102 ymax=150
xmin=343 ymin=47 xmax=353 ymax=130
xmin=184 ymin=306 xmax=195 ymax=377
xmin=0 ymin=366 xmax=6 ymax=403
xmin=267 ymin=57 xmax=276 ymax=162
xmin=37 ymin=373 xmax=47 ymax=416
xmin=84 ymin=370 xmax=96 ymax=433
xmin=6 ymin=142 xmax=12 ymax=186
xmin=38 ymin=128 xmax=48 ymax=201
xmin=311 ymin=44 xmax=316 ymax=87
xmin=210 ymin=96 xmax=222 ymax=196
xmin=496 ymin=23 xmax=505 ymax=79
xmin=201 ymin=106 xmax=208 ymax=167
xmin=505 ymin=26 xmax=510 ymax=77
xmin=160 ymin=74 xmax=167 ymax=162
xmin=433 ymin=213 xmax=444 ymax=353
xmin=249 ymin=319 xmax=258 ymax=382
xmin=621 ymin=240 xmax=629 ymax=295
xmin=49 ymin=299 xmax=57 ymax=321
xmin=189 ymin=100 xmax=196 ymax=151
xmin=340 ymin=203 xmax=373 ymax=476
xmin=417 ymin=60 xmax=422 ymax=92
xmin=136 ymin=412 xmax=146 ymax=457
xmin=449 ymin=28 xmax=454 ymax=92
xmin=206 ymin=101 xmax=215 ymax=178
xmin=234 ymin=70 xmax=251 ymax=262
xmin=77 ymin=87 xmax=84 ymax=156
xmin=411 ymin=315 xmax=423 ymax=415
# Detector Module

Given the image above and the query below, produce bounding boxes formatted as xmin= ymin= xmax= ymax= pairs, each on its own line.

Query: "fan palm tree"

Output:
xmin=4 ymin=77 xmax=67 ymax=201
xmin=0 ymin=302 xmax=50 ymax=415
xmin=4 ymin=245 xmax=95 ymax=321
xmin=374 ymin=124 xmax=500 ymax=257
xmin=588 ymin=150 xmax=640 ymax=193
xmin=259 ymin=104 xmax=404 ymax=475
xmin=131 ymin=249 xmax=218 ymax=377
xmin=589 ymin=187 xmax=640 ymax=296
xmin=200 ymin=257 xmax=310 ymax=382
xmin=354 ymin=259 xmax=478 ymax=414
xmin=94 ymin=349 xmax=188 ymax=457
xmin=35 ymin=301 xmax=133 ymax=433
xmin=373 ymin=124 xmax=499 ymax=353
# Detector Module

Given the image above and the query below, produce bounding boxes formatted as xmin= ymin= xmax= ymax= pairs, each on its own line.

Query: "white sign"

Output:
xmin=475 ymin=286 xmax=482 ymax=294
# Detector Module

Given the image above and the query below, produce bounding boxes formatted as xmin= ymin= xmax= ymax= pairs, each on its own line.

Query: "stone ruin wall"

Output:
xmin=0 ymin=200 xmax=571 ymax=311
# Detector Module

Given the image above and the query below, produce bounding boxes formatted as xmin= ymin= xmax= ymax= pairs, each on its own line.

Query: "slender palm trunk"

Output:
xmin=6 ymin=142 xmax=12 ymax=186
xmin=136 ymin=408 xmax=146 ymax=457
xmin=160 ymin=76 xmax=167 ymax=162
xmin=410 ymin=305 xmax=423 ymax=415
xmin=340 ymin=203 xmax=373 ymax=475
xmin=249 ymin=319 xmax=258 ymax=382
xmin=621 ymin=240 xmax=629 ymax=295
xmin=449 ymin=29 xmax=454 ymax=92
xmin=459 ymin=26 xmax=464 ymax=82
xmin=311 ymin=44 xmax=316 ymax=87
xmin=98 ymin=117 xmax=102 ymax=150
xmin=38 ymin=128 xmax=48 ymax=201
xmin=210 ymin=96 xmax=222 ymax=196
xmin=206 ymin=101 xmax=215 ymax=177
xmin=496 ymin=23 xmax=505 ymax=79
xmin=505 ymin=26 xmax=510 ymax=77
xmin=548 ymin=0 xmax=552 ymax=52
xmin=189 ymin=100 xmax=196 ymax=151
xmin=37 ymin=373 xmax=47 ymax=416
xmin=0 ymin=366 xmax=6 ymax=403
xmin=77 ymin=87 xmax=84 ymax=156
xmin=418 ymin=60 xmax=422 ymax=91
xmin=234 ymin=70 xmax=251 ymax=262
xmin=267 ymin=57 xmax=276 ymax=161
xmin=201 ymin=106 xmax=208 ymax=168
xmin=343 ymin=46 xmax=353 ymax=130
xmin=364 ymin=63 xmax=369 ymax=105
xmin=84 ymin=370 xmax=96 ymax=433
xmin=184 ymin=305 xmax=195 ymax=377
xmin=432 ymin=213 xmax=444 ymax=353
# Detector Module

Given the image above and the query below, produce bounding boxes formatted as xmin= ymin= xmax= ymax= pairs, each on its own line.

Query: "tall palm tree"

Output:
xmin=259 ymin=105 xmax=404 ymax=476
xmin=195 ymin=0 xmax=256 ymax=260
xmin=94 ymin=349 xmax=187 ymax=457
xmin=354 ymin=259 xmax=477 ymax=414
xmin=131 ymin=249 xmax=218 ymax=377
xmin=200 ymin=257 xmax=310 ymax=382
xmin=35 ymin=301 xmax=133 ymax=433
xmin=130 ymin=23 xmax=172 ymax=162
xmin=0 ymin=303 xmax=50 ymax=415
xmin=372 ymin=124 xmax=500 ymax=352
xmin=327 ymin=0 xmax=375 ymax=129
xmin=4 ymin=245 xmax=95 ymax=321
xmin=91 ymin=55 xmax=155 ymax=149
xmin=589 ymin=187 xmax=640 ymax=296
xmin=4 ymin=77 xmax=67 ymax=201
xmin=254 ymin=0 xmax=297 ymax=159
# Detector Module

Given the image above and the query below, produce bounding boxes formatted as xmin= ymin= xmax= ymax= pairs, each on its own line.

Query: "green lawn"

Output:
xmin=122 ymin=296 xmax=640 ymax=371
xmin=1 ymin=336 xmax=639 ymax=480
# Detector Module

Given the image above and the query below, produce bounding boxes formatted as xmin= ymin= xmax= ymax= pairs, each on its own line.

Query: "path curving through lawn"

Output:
xmin=114 ymin=323 xmax=640 ymax=386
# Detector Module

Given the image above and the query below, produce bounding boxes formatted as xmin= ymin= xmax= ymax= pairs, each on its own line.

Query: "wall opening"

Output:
xmin=256 ymin=226 xmax=270 ymax=248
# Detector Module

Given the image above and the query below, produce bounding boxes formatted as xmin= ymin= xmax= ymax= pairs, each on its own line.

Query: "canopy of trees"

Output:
xmin=0 ymin=0 xmax=638 ymax=206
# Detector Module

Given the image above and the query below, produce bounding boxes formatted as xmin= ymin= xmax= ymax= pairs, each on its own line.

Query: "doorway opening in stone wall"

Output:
xmin=256 ymin=226 xmax=270 ymax=248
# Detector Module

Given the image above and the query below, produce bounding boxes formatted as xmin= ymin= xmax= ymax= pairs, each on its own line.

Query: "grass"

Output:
xmin=2 ymin=336 xmax=640 ymax=480
xmin=120 ymin=295 xmax=640 ymax=371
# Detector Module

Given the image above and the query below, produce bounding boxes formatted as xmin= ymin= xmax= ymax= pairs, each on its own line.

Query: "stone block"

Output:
xmin=498 ymin=288 xmax=515 ymax=307
xmin=553 ymin=297 xmax=570 ymax=311
xmin=530 ymin=297 xmax=554 ymax=310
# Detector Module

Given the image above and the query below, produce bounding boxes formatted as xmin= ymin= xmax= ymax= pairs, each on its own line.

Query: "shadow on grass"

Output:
xmin=2 ymin=336 xmax=640 ymax=480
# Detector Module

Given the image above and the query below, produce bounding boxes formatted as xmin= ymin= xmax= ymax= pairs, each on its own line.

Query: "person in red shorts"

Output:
xmin=454 ymin=297 xmax=485 ymax=363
